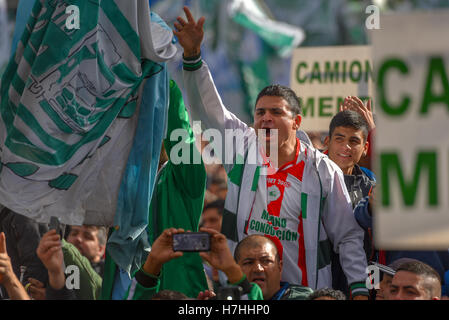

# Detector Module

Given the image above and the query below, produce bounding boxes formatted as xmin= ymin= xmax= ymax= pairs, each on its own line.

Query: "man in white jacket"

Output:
xmin=174 ymin=6 xmax=368 ymax=299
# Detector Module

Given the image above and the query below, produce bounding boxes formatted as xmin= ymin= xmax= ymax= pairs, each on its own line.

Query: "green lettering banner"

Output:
xmin=290 ymin=46 xmax=374 ymax=131
xmin=372 ymin=10 xmax=449 ymax=249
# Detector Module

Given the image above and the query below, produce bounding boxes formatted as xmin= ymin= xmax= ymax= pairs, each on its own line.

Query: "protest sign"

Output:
xmin=373 ymin=11 xmax=449 ymax=249
xmin=290 ymin=45 xmax=374 ymax=131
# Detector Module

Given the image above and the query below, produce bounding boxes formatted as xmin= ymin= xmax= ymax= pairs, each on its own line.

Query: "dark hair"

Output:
xmin=308 ymin=288 xmax=347 ymax=300
xmin=234 ymin=235 xmax=280 ymax=263
xmin=203 ymin=199 xmax=225 ymax=216
xmin=151 ymin=290 xmax=190 ymax=300
xmin=388 ymin=258 xmax=421 ymax=272
xmin=328 ymin=110 xmax=369 ymax=141
xmin=396 ymin=261 xmax=442 ymax=297
xmin=255 ymin=85 xmax=301 ymax=116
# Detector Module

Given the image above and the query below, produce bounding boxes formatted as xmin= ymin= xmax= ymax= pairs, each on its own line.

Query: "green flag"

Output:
xmin=229 ymin=0 xmax=305 ymax=57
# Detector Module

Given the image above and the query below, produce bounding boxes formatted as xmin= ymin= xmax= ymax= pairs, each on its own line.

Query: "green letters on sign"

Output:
xmin=378 ymin=58 xmax=411 ymax=116
xmin=420 ymin=57 xmax=449 ymax=115
xmin=380 ymin=151 xmax=438 ymax=207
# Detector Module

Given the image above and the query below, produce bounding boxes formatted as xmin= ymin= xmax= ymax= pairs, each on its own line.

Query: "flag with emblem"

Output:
xmin=0 ymin=0 xmax=176 ymax=226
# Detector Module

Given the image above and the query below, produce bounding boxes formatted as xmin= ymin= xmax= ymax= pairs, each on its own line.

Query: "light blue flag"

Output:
xmin=11 ymin=0 xmax=35 ymax=56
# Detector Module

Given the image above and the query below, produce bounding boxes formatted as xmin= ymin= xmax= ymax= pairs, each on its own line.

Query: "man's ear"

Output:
xmin=324 ymin=135 xmax=330 ymax=148
xmin=99 ymin=244 xmax=106 ymax=257
xmin=363 ymin=140 xmax=369 ymax=157
xmin=293 ymin=114 xmax=302 ymax=130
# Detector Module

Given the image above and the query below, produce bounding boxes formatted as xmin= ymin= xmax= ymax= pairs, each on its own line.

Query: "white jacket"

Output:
xmin=183 ymin=59 xmax=368 ymax=295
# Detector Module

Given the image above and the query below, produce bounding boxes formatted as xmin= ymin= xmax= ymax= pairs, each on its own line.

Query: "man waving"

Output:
xmin=175 ymin=7 xmax=368 ymax=299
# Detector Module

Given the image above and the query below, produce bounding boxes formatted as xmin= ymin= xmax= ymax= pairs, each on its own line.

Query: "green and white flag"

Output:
xmin=0 ymin=0 xmax=176 ymax=225
xmin=228 ymin=0 xmax=305 ymax=57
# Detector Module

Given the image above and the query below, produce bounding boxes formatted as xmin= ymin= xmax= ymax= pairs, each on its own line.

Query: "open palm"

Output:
xmin=173 ymin=6 xmax=205 ymax=57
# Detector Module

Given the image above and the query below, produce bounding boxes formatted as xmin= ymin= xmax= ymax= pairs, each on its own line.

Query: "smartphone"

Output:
xmin=49 ymin=216 xmax=62 ymax=238
xmin=172 ymin=232 xmax=210 ymax=252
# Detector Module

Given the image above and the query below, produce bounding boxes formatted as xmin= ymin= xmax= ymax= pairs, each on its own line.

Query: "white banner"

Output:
xmin=373 ymin=10 xmax=449 ymax=249
xmin=289 ymin=45 xmax=374 ymax=132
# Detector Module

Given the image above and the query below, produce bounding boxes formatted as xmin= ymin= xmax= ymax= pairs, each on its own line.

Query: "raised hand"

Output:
xmin=27 ymin=277 xmax=46 ymax=300
xmin=173 ymin=6 xmax=205 ymax=57
xmin=340 ymin=96 xmax=375 ymax=131
xmin=197 ymin=289 xmax=216 ymax=300
xmin=0 ymin=232 xmax=13 ymax=285
xmin=37 ymin=230 xmax=64 ymax=274
xmin=36 ymin=230 xmax=65 ymax=290
xmin=199 ymin=227 xmax=243 ymax=283
xmin=0 ymin=232 xmax=30 ymax=299
xmin=142 ymin=228 xmax=184 ymax=276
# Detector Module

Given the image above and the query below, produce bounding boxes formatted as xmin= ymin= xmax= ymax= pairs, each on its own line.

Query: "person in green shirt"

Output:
xmin=147 ymin=79 xmax=209 ymax=297
xmin=102 ymin=79 xmax=208 ymax=299
xmin=36 ymin=229 xmax=102 ymax=300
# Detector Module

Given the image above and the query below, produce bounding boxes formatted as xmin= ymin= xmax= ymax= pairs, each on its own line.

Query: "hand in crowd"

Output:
xmin=199 ymin=227 xmax=244 ymax=284
xmin=173 ymin=6 xmax=205 ymax=58
xmin=197 ymin=289 xmax=216 ymax=300
xmin=142 ymin=228 xmax=184 ymax=276
xmin=0 ymin=232 xmax=30 ymax=300
xmin=0 ymin=232 xmax=14 ymax=285
xmin=36 ymin=229 xmax=65 ymax=290
xmin=340 ymin=96 xmax=375 ymax=132
xmin=27 ymin=277 xmax=46 ymax=300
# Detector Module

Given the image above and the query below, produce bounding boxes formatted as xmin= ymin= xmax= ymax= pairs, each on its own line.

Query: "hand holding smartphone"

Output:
xmin=49 ymin=216 xmax=62 ymax=239
xmin=172 ymin=232 xmax=211 ymax=252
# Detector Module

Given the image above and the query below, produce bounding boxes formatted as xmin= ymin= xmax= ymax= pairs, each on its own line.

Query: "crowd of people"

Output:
xmin=0 ymin=5 xmax=448 ymax=301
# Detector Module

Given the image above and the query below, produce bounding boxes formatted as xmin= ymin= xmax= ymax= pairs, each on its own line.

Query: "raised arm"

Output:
xmin=198 ymin=228 xmax=244 ymax=284
xmin=36 ymin=230 xmax=66 ymax=292
xmin=124 ymin=228 xmax=184 ymax=300
xmin=340 ymin=96 xmax=375 ymax=132
xmin=173 ymin=6 xmax=205 ymax=58
xmin=36 ymin=230 xmax=76 ymax=300
xmin=0 ymin=232 xmax=30 ymax=300
xmin=340 ymin=96 xmax=375 ymax=168
xmin=141 ymin=228 xmax=185 ymax=277
xmin=176 ymin=7 xmax=252 ymax=171
xmin=163 ymin=79 xmax=206 ymax=199
xmin=199 ymin=227 xmax=263 ymax=300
